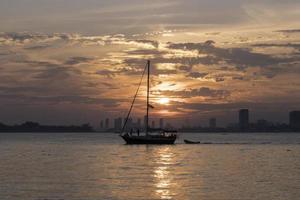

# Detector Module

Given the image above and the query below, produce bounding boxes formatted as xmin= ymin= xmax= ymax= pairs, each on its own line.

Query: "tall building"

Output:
xmin=239 ymin=109 xmax=249 ymax=130
xmin=152 ymin=120 xmax=155 ymax=128
xmin=209 ymin=118 xmax=216 ymax=129
xmin=122 ymin=118 xmax=133 ymax=131
xmin=127 ymin=118 xmax=133 ymax=129
xmin=159 ymin=118 xmax=164 ymax=129
xmin=289 ymin=111 xmax=300 ymax=130
xmin=105 ymin=118 xmax=109 ymax=129
xmin=144 ymin=115 xmax=147 ymax=130
xmin=137 ymin=118 xmax=141 ymax=129
xmin=114 ymin=117 xmax=122 ymax=131
xmin=100 ymin=120 xmax=104 ymax=129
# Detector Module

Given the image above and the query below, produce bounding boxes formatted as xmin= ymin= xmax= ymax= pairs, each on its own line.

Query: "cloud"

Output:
xmin=1 ymin=29 xmax=299 ymax=125
xmin=186 ymin=72 xmax=208 ymax=79
xmin=96 ymin=66 xmax=144 ymax=78
xmin=64 ymin=56 xmax=95 ymax=65
xmin=178 ymin=65 xmax=193 ymax=72
xmin=276 ymin=29 xmax=300 ymax=33
xmin=0 ymin=93 xmax=120 ymax=107
xmin=252 ymin=43 xmax=300 ymax=52
xmin=0 ymin=32 xmax=74 ymax=45
xmin=168 ymin=40 xmax=298 ymax=68
xmin=155 ymin=87 xmax=230 ymax=99
xmin=0 ymin=86 xmax=46 ymax=94
xmin=33 ymin=66 xmax=81 ymax=80
xmin=24 ymin=44 xmax=52 ymax=50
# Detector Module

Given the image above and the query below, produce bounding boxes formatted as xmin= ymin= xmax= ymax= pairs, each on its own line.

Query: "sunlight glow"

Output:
xmin=158 ymin=97 xmax=170 ymax=105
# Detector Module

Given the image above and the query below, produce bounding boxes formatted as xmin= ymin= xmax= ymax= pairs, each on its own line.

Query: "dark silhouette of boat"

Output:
xmin=184 ymin=139 xmax=200 ymax=144
xmin=120 ymin=60 xmax=177 ymax=144
xmin=122 ymin=133 xmax=177 ymax=144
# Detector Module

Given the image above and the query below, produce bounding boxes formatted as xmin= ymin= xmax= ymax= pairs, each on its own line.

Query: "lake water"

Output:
xmin=0 ymin=132 xmax=299 ymax=200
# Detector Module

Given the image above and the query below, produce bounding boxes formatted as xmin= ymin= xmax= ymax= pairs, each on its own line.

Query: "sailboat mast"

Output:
xmin=146 ymin=60 xmax=150 ymax=135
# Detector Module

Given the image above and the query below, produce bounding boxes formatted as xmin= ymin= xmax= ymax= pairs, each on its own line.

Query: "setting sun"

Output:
xmin=158 ymin=97 xmax=170 ymax=105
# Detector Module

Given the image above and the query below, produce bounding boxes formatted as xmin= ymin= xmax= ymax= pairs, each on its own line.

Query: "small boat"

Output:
xmin=120 ymin=60 xmax=177 ymax=145
xmin=184 ymin=139 xmax=200 ymax=144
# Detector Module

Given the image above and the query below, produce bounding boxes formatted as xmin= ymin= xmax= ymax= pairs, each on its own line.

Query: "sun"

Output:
xmin=158 ymin=97 xmax=170 ymax=105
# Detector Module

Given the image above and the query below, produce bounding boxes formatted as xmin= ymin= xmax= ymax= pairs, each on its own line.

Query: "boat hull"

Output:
xmin=184 ymin=139 xmax=200 ymax=144
xmin=121 ymin=134 xmax=176 ymax=144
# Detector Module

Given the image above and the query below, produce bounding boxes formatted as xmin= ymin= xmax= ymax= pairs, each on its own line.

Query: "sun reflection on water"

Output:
xmin=153 ymin=147 xmax=177 ymax=200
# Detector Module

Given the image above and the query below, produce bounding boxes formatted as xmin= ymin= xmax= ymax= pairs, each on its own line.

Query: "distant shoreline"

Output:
xmin=1 ymin=121 xmax=299 ymax=133
xmin=1 ymin=131 xmax=299 ymax=134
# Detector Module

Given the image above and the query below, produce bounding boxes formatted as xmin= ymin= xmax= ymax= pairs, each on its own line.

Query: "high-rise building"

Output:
xmin=105 ymin=118 xmax=109 ymax=129
xmin=114 ymin=117 xmax=122 ymax=131
xmin=137 ymin=118 xmax=141 ymax=129
xmin=127 ymin=118 xmax=133 ymax=129
xmin=152 ymin=120 xmax=155 ymax=128
xmin=239 ymin=109 xmax=249 ymax=130
xmin=159 ymin=118 xmax=164 ymax=129
xmin=289 ymin=111 xmax=300 ymax=130
xmin=100 ymin=120 xmax=104 ymax=129
xmin=144 ymin=115 xmax=147 ymax=129
xmin=209 ymin=118 xmax=216 ymax=129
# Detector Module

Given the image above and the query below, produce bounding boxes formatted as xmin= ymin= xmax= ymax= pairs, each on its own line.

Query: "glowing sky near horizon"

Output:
xmin=0 ymin=0 xmax=299 ymax=127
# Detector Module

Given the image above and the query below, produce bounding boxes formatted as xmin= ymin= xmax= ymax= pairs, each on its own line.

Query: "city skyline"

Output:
xmin=0 ymin=0 xmax=300 ymax=126
xmin=98 ymin=109 xmax=300 ymax=131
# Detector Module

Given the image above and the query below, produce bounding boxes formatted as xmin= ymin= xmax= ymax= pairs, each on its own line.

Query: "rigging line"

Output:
xmin=121 ymin=62 xmax=147 ymax=134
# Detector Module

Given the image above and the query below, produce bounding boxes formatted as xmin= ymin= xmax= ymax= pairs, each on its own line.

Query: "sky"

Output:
xmin=0 ymin=0 xmax=300 ymax=127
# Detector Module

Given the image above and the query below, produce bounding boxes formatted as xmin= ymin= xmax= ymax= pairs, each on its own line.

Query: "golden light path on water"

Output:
xmin=153 ymin=147 xmax=177 ymax=199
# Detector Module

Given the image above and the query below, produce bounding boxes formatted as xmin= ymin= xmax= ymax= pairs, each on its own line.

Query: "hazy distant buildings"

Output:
xmin=209 ymin=118 xmax=216 ymax=129
xmin=152 ymin=120 xmax=155 ymax=128
xmin=144 ymin=115 xmax=147 ymax=129
xmin=289 ymin=111 xmax=300 ymax=130
xmin=105 ymin=118 xmax=109 ymax=129
xmin=100 ymin=120 xmax=104 ymax=129
xmin=159 ymin=118 xmax=164 ymax=129
xmin=137 ymin=118 xmax=141 ymax=129
xmin=239 ymin=109 xmax=249 ymax=130
xmin=127 ymin=118 xmax=133 ymax=129
xmin=114 ymin=117 xmax=122 ymax=131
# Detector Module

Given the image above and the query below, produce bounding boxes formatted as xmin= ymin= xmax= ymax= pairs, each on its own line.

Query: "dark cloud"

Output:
xmin=0 ymin=93 xmax=120 ymax=107
xmin=24 ymin=44 xmax=52 ymax=50
xmin=123 ymin=56 xmax=220 ymax=76
xmin=178 ymin=65 xmax=193 ymax=71
xmin=0 ymin=32 xmax=72 ymax=43
xmin=252 ymin=43 xmax=300 ymax=52
xmin=186 ymin=72 xmax=208 ymax=79
xmin=232 ymin=76 xmax=244 ymax=80
xmin=133 ymin=39 xmax=159 ymax=48
xmin=0 ymin=32 xmax=46 ymax=42
xmin=155 ymin=87 xmax=230 ymax=99
xmin=100 ymin=82 xmax=119 ymax=89
xmin=215 ymin=77 xmax=225 ymax=82
xmin=18 ymin=60 xmax=61 ymax=68
xmin=34 ymin=66 xmax=81 ymax=80
xmin=168 ymin=41 xmax=298 ymax=68
xmin=0 ymin=86 xmax=46 ymax=94
xmin=64 ymin=56 xmax=94 ymax=65
xmin=125 ymin=49 xmax=164 ymax=55
xmin=96 ymin=69 xmax=117 ymax=78
xmin=96 ymin=66 xmax=143 ymax=78
xmin=13 ymin=58 xmax=82 ymax=80
xmin=276 ymin=29 xmax=300 ymax=33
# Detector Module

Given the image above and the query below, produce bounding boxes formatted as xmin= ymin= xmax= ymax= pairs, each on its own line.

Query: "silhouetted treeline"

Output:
xmin=0 ymin=121 xmax=94 ymax=132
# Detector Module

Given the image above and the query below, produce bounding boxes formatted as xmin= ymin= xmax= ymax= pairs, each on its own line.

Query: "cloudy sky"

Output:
xmin=0 ymin=0 xmax=300 ymax=127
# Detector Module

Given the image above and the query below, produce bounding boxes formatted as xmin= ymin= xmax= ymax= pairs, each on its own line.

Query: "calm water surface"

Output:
xmin=0 ymin=132 xmax=299 ymax=200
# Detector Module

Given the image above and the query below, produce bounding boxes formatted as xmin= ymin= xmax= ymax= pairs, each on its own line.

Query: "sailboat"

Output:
xmin=120 ymin=60 xmax=177 ymax=144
